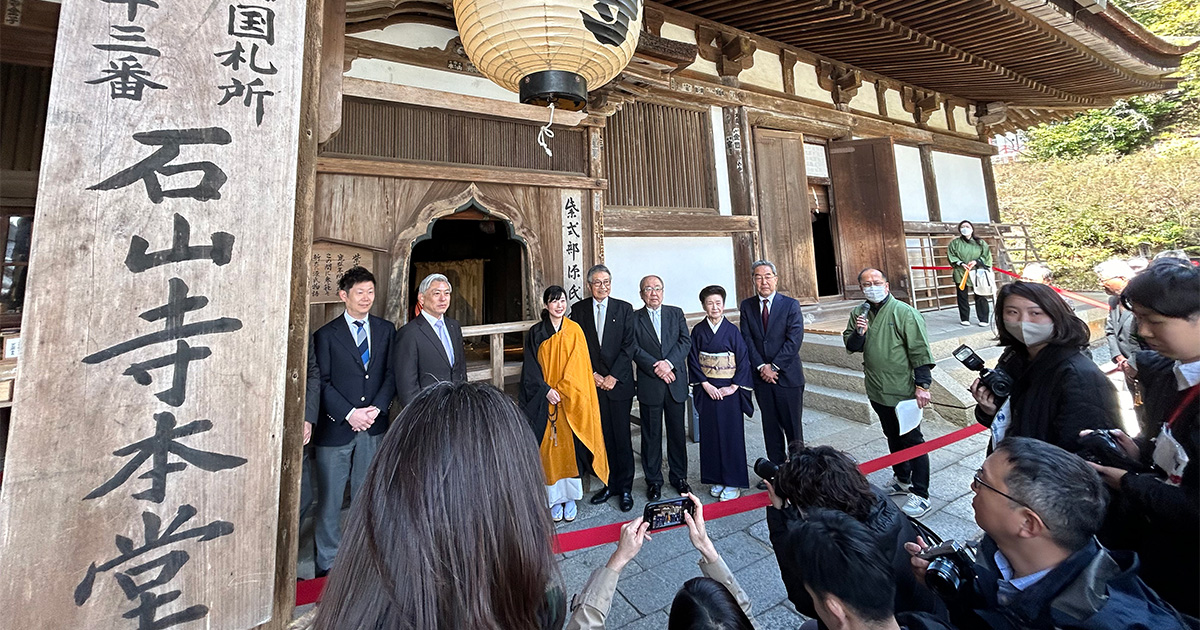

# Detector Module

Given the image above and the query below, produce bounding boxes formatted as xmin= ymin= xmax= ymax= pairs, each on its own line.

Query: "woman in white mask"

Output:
xmin=947 ymin=220 xmax=992 ymax=327
xmin=970 ymin=281 xmax=1118 ymax=453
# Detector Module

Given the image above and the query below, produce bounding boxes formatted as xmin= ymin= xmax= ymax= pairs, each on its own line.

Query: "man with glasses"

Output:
xmin=844 ymin=268 xmax=935 ymax=517
xmin=740 ymin=260 xmax=806 ymax=472
xmin=906 ymin=437 xmax=1189 ymax=629
xmin=631 ymin=275 xmax=692 ymax=501
xmin=571 ymin=264 xmax=638 ymax=512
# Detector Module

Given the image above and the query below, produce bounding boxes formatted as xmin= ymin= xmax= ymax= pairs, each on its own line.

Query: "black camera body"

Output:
xmin=953 ymin=345 xmax=1014 ymax=401
xmin=918 ymin=540 xmax=978 ymax=603
xmin=1076 ymin=430 xmax=1149 ymax=472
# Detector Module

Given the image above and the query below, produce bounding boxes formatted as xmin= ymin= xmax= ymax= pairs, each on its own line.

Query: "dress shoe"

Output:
xmin=647 ymin=484 xmax=662 ymax=501
xmin=314 ymin=567 xmax=329 ymax=579
xmin=590 ymin=487 xmax=613 ymax=505
xmin=756 ymin=480 xmax=768 ymax=491
xmin=673 ymin=481 xmax=692 ymax=496
xmin=619 ymin=492 xmax=634 ymax=512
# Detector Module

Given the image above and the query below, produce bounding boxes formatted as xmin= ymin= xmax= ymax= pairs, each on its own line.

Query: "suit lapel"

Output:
xmin=417 ymin=316 xmax=452 ymax=368
xmin=765 ymin=296 xmax=784 ymax=338
xmin=334 ymin=317 xmax=367 ymax=372
xmin=638 ymin=308 xmax=659 ymax=347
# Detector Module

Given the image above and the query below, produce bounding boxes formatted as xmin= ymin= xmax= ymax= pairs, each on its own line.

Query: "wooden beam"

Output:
xmin=919 ymin=144 xmax=942 ymax=223
xmin=340 ymin=75 xmax=589 ymax=127
xmin=317 ymin=156 xmax=609 ymax=190
xmin=980 ymin=156 xmax=1002 ymax=223
xmin=317 ymin=0 xmax=346 ymax=145
xmin=602 ymin=208 xmax=758 ymax=235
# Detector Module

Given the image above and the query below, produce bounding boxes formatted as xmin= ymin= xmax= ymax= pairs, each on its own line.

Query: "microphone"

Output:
xmin=855 ymin=301 xmax=870 ymax=334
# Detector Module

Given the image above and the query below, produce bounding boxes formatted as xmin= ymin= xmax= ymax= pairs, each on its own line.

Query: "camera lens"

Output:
xmin=925 ymin=557 xmax=963 ymax=602
xmin=754 ymin=457 xmax=778 ymax=481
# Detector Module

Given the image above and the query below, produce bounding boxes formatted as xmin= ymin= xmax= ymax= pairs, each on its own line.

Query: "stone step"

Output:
xmin=804 ymin=362 xmax=867 ymax=395
xmin=799 ymin=335 xmax=864 ymax=370
xmin=805 ymin=383 xmax=878 ymax=425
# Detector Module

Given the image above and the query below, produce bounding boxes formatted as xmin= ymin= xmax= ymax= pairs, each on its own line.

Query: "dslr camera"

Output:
xmin=953 ymin=345 xmax=1014 ymax=401
xmin=918 ymin=540 xmax=978 ymax=604
xmin=753 ymin=457 xmax=779 ymax=483
xmin=1076 ymin=429 xmax=1148 ymax=472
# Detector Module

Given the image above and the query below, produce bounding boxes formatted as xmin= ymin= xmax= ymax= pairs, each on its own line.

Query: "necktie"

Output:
xmin=651 ymin=309 xmax=661 ymax=342
xmin=435 ymin=319 xmax=455 ymax=364
xmin=762 ymin=298 xmax=770 ymax=331
xmin=596 ymin=302 xmax=606 ymax=347
xmin=354 ymin=320 xmax=369 ymax=368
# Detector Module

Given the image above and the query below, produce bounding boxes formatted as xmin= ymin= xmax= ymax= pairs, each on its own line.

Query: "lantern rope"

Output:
xmin=537 ymin=102 xmax=556 ymax=157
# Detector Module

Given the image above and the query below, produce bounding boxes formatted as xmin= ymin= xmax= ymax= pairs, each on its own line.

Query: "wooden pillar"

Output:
xmin=723 ymin=106 xmax=758 ymax=302
xmin=589 ymin=125 xmax=606 ymax=263
xmin=0 ymin=0 xmax=319 ymax=628
xmin=980 ymin=155 xmax=1002 ymax=223
xmin=919 ymin=144 xmax=942 ymax=223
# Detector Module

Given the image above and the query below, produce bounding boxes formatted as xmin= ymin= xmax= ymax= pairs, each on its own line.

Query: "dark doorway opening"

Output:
xmin=812 ymin=212 xmax=840 ymax=297
xmin=408 ymin=212 xmax=525 ymax=326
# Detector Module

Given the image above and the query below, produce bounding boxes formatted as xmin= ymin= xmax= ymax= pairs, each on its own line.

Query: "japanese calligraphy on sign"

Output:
xmin=309 ymin=242 xmax=374 ymax=304
xmin=0 ymin=0 xmax=307 ymax=627
xmin=560 ymin=191 xmax=585 ymax=303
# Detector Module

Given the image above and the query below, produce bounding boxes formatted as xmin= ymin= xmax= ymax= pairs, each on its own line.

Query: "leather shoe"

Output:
xmin=647 ymin=484 xmax=662 ymax=501
xmin=756 ymin=480 xmax=768 ymax=491
xmin=590 ymin=487 xmax=613 ymax=505
xmin=619 ymin=492 xmax=634 ymax=512
xmin=673 ymin=481 xmax=692 ymax=496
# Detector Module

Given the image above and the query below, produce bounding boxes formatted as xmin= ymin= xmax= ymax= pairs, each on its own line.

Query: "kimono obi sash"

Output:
xmin=699 ymin=351 xmax=736 ymax=380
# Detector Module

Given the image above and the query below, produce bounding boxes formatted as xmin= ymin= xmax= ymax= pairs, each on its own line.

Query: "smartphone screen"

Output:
xmin=644 ymin=498 xmax=694 ymax=531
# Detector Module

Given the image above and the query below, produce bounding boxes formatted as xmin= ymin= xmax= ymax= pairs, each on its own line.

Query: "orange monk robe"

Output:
xmin=537 ymin=318 xmax=608 ymax=486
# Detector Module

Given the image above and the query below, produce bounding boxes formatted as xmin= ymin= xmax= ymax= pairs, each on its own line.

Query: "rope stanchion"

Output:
xmin=910 ymin=265 xmax=1110 ymax=311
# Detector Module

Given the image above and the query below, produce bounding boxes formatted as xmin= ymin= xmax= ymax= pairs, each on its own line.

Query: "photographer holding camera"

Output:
xmin=905 ymin=437 xmax=1188 ymax=630
xmin=765 ymin=444 xmax=944 ymax=627
xmin=970 ymin=281 xmax=1118 ymax=452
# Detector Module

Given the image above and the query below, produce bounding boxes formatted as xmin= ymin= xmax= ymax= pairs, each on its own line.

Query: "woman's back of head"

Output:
xmin=775 ymin=444 xmax=876 ymax=522
xmin=668 ymin=577 xmax=754 ymax=630
xmin=314 ymin=381 xmax=562 ymax=630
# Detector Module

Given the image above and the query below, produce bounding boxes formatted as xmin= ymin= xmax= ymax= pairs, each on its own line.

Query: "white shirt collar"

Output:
xmin=646 ymin=305 xmax=661 ymax=314
xmin=343 ymin=310 xmax=368 ymax=327
xmin=707 ymin=318 xmax=723 ymax=333
xmin=420 ymin=309 xmax=444 ymax=327
xmin=993 ymin=550 xmax=1052 ymax=591
xmin=759 ymin=292 xmax=776 ymax=308
xmin=593 ymin=297 xmax=609 ymax=309
xmin=1175 ymin=359 xmax=1200 ymax=390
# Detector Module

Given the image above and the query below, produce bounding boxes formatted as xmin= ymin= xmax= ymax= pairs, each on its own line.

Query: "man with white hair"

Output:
xmin=394 ymin=272 xmax=467 ymax=408
xmin=1094 ymin=259 xmax=1145 ymax=432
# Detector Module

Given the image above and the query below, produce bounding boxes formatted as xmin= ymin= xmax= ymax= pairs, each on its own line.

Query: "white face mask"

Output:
xmin=1005 ymin=320 xmax=1055 ymax=347
xmin=960 ymin=227 xmax=973 ymax=237
xmin=863 ymin=285 xmax=889 ymax=303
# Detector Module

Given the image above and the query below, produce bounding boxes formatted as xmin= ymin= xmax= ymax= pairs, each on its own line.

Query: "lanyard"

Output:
xmin=1166 ymin=385 xmax=1200 ymax=430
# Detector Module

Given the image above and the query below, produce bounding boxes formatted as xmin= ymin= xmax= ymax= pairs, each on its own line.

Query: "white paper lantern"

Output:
xmin=454 ymin=0 xmax=643 ymax=111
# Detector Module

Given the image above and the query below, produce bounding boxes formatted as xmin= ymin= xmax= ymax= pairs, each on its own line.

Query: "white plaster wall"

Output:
xmin=740 ymin=49 xmax=784 ymax=93
xmin=710 ymin=106 xmax=732 ymax=215
xmin=885 ymin=89 xmax=908 ymax=123
xmin=350 ymin=24 xmax=458 ymax=49
xmin=953 ymin=106 xmax=973 ymax=133
xmin=604 ymin=237 xmax=739 ymax=308
xmin=345 ymin=58 xmax=519 ymax=101
xmin=793 ymin=61 xmax=831 ymax=103
xmin=660 ymin=22 xmax=720 ymax=77
xmin=893 ymin=144 xmax=929 ymax=221
xmin=848 ymin=80 xmax=877 ymax=115
xmin=926 ymin=107 xmax=949 ymax=130
xmin=932 ymin=151 xmax=990 ymax=224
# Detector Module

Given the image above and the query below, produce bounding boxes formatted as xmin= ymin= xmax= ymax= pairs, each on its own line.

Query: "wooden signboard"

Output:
xmin=310 ymin=241 xmax=374 ymax=303
xmin=0 ymin=0 xmax=309 ymax=628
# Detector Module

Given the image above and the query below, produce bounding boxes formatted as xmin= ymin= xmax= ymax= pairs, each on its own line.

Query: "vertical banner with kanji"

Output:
xmin=561 ymin=190 xmax=585 ymax=303
xmin=0 ymin=0 xmax=307 ymax=628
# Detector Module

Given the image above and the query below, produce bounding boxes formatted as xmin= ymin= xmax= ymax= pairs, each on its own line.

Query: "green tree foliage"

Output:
xmin=1022 ymin=0 xmax=1199 ymax=159
xmin=995 ymin=144 xmax=1200 ymax=290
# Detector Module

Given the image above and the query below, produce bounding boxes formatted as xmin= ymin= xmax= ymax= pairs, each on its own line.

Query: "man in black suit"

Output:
xmin=311 ymin=266 xmax=396 ymax=576
xmin=394 ymin=273 xmax=467 ymax=408
xmin=739 ymin=260 xmax=806 ymax=468
xmin=570 ymin=264 xmax=637 ymax=512
xmin=632 ymin=275 xmax=692 ymax=501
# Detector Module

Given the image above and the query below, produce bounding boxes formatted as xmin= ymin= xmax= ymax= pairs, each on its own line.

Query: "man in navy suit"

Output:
xmin=393 ymin=273 xmax=467 ymax=408
xmin=571 ymin=264 xmax=638 ymax=512
xmin=740 ymin=260 xmax=805 ymax=468
xmin=311 ymin=266 xmax=396 ymax=576
xmin=632 ymin=275 xmax=692 ymax=501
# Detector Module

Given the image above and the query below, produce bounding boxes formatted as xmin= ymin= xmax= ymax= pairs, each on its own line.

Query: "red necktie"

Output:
xmin=762 ymin=298 xmax=770 ymax=331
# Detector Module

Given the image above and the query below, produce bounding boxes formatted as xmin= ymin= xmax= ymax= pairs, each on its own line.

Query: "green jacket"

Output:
xmin=947 ymin=236 xmax=992 ymax=287
xmin=843 ymin=296 xmax=934 ymax=407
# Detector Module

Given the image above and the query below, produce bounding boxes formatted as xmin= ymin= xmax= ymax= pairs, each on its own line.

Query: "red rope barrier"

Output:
xmin=295 ymin=422 xmax=991 ymax=606
xmin=909 ymin=265 xmax=1109 ymax=311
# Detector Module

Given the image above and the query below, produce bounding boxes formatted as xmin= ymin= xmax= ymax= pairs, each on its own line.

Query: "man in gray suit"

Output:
xmin=632 ymin=275 xmax=692 ymax=501
xmin=394 ymin=273 xmax=467 ymax=408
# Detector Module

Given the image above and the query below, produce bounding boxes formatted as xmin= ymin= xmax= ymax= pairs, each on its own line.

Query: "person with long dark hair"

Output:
xmin=520 ymin=285 xmax=609 ymax=523
xmin=312 ymin=382 xmax=566 ymax=630
xmin=766 ymin=444 xmax=943 ymax=626
xmin=970 ymin=281 xmax=1118 ymax=452
xmin=947 ymin=220 xmax=992 ymax=327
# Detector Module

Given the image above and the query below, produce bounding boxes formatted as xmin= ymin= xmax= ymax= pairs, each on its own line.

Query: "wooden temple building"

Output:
xmin=0 ymin=0 xmax=1193 ymax=628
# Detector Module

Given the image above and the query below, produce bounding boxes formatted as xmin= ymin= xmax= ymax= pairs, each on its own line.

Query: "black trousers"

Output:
xmin=756 ymin=382 xmax=804 ymax=463
xmin=956 ymin=286 xmax=990 ymax=323
xmin=871 ymin=400 xmax=930 ymax=498
xmin=598 ymin=394 xmax=635 ymax=493
xmin=639 ymin=396 xmax=688 ymax=487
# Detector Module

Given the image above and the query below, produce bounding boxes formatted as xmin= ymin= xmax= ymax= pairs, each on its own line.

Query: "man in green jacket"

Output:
xmin=844 ymin=268 xmax=936 ymax=517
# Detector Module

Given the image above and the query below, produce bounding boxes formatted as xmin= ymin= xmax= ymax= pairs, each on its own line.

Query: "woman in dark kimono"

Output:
xmin=687 ymin=285 xmax=754 ymax=501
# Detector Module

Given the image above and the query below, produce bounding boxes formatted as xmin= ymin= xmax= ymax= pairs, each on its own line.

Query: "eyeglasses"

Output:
xmin=860 ymin=280 xmax=886 ymax=288
xmin=972 ymin=468 xmax=1046 ymax=523
xmin=589 ymin=279 xmax=611 ymax=287
xmin=752 ymin=274 xmax=775 ymax=281
xmin=643 ymin=286 xmax=663 ymax=293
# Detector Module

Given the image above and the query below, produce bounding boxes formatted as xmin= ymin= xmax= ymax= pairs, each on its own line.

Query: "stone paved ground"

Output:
xmin=554 ymin=404 xmax=989 ymax=629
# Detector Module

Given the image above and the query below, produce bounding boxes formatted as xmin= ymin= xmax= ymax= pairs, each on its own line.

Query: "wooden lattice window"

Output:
xmin=602 ymin=102 xmax=715 ymax=209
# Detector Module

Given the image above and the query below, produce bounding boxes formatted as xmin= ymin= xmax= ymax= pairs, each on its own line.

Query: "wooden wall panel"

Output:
xmin=321 ymin=97 xmax=588 ymax=174
xmin=603 ymin=101 xmax=715 ymax=209
xmin=0 ymin=63 xmax=50 ymax=172
xmin=754 ymin=129 xmax=818 ymax=302
xmin=829 ymin=138 xmax=909 ymax=301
